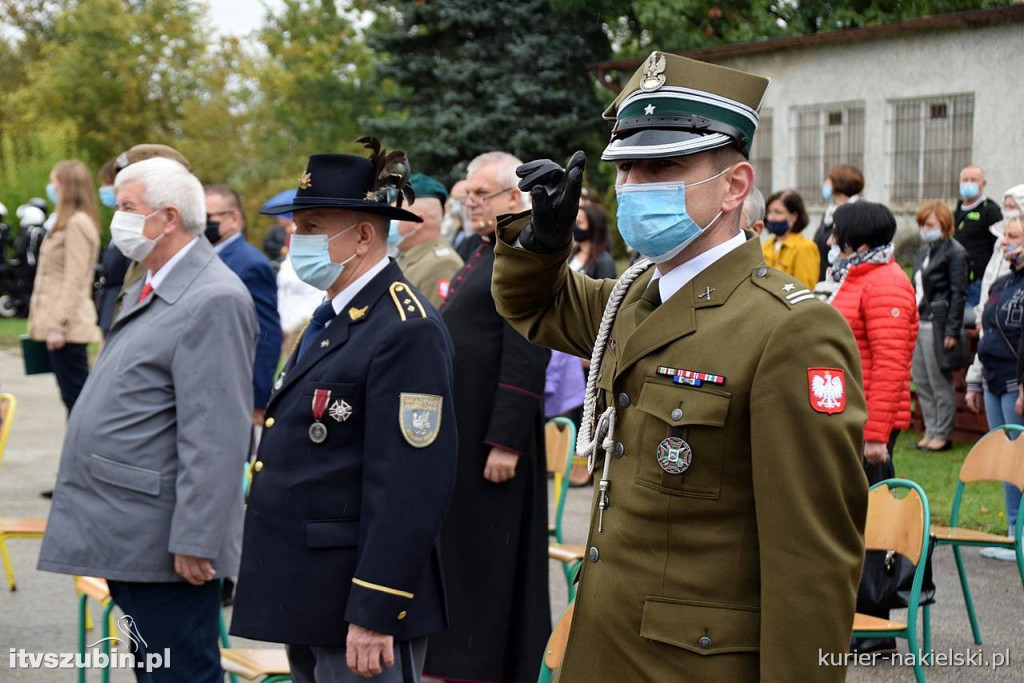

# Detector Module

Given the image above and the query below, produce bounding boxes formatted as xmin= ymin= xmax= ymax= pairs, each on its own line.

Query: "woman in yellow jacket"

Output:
xmin=28 ymin=160 xmax=101 ymax=413
xmin=762 ymin=189 xmax=820 ymax=290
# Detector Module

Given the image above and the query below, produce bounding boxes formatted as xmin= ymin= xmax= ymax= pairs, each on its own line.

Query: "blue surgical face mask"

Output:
xmin=615 ymin=168 xmax=728 ymax=264
xmin=960 ymin=182 xmax=980 ymax=201
xmin=46 ymin=183 xmax=59 ymax=205
xmin=827 ymin=244 xmax=841 ymax=265
xmin=920 ymin=228 xmax=942 ymax=243
xmin=822 ymin=184 xmax=834 ymax=203
xmin=387 ymin=220 xmax=402 ymax=248
xmin=288 ymin=223 xmax=358 ymax=290
xmin=765 ymin=219 xmax=789 ymax=236
xmin=99 ymin=185 xmax=116 ymax=209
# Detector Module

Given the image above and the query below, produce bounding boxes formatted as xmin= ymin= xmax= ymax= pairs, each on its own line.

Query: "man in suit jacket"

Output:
xmin=205 ymin=184 xmax=283 ymax=423
xmin=38 ymin=157 xmax=257 ymax=682
xmin=231 ymin=146 xmax=458 ymax=683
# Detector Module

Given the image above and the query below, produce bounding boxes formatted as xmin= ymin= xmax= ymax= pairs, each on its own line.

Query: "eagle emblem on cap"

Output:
xmin=298 ymin=170 xmax=312 ymax=190
xmin=640 ymin=52 xmax=667 ymax=92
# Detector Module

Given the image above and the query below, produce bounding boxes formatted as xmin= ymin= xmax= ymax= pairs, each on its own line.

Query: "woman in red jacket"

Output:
xmin=828 ymin=201 xmax=919 ymax=485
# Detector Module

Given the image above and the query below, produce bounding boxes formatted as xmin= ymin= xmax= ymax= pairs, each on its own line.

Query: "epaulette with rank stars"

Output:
xmin=389 ymin=282 xmax=426 ymax=321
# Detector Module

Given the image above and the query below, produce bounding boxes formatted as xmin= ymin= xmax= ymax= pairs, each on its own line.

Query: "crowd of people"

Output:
xmin=7 ymin=48 xmax=1022 ymax=683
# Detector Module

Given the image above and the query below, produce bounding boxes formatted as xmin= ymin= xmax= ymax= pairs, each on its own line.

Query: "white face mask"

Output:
xmin=111 ymin=209 xmax=163 ymax=262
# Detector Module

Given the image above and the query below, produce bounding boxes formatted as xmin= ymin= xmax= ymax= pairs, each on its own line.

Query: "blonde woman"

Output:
xmin=28 ymin=160 xmax=101 ymax=413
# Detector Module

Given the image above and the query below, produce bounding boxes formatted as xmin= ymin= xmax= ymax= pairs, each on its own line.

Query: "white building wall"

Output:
xmin=708 ymin=22 xmax=1024 ymax=236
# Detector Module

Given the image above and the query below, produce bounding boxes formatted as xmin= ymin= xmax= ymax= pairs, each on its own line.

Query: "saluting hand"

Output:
xmin=346 ymin=623 xmax=394 ymax=678
xmin=515 ymin=151 xmax=586 ymax=253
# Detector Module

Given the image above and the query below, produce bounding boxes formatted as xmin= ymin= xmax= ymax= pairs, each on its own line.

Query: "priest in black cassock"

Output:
xmin=424 ymin=152 xmax=551 ymax=683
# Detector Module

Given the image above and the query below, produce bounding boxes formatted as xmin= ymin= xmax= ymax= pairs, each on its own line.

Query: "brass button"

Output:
xmin=253 ymin=461 xmax=264 ymax=473
xmin=588 ymin=546 xmax=599 ymax=563
xmin=397 ymin=611 xmax=407 ymax=620
xmin=617 ymin=393 xmax=630 ymax=408
xmin=670 ymin=408 xmax=683 ymax=421
xmin=264 ymin=417 xmax=275 ymax=429
xmin=755 ymin=267 xmax=767 ymax=278
xmin=699 ymin=636 xmax=712 ymax=649
xmin=613 ymin=442 xmax=624 ymax=458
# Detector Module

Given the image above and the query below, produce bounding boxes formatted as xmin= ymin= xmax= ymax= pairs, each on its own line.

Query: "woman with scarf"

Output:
xmin=827 ymin=201 xmax=919 ymax=484
xmin=966 ymin=214 xmax=1024 ymax=562
xmin=911 ymin=201 xmax=969 ymax=452
xmin=761 ymin=189 xmax=818 ymax=290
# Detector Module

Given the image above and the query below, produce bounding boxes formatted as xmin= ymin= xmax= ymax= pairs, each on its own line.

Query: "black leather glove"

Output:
xmin=515 ymin=150 xmax=586 ymax=253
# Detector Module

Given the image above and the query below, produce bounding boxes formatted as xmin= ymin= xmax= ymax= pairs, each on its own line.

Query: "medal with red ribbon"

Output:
xmin=309 ymin=389 xmax=331 ymax=443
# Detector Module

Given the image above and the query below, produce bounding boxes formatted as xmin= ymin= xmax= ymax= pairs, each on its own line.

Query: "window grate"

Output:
xmin=887 ymin=94 xmax=973 ymax=204
xmin=789 ymin=102 xmax=866 ymax=202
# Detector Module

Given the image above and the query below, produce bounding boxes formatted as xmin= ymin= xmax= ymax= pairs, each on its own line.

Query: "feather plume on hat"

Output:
xmin=358 ymin=136 xmax=415 ymax=208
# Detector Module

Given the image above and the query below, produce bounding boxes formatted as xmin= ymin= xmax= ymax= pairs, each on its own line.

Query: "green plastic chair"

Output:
xmin=930 ymin=424 xmax=1024 ymax=644
xmin=852 ymin=478 xmax=931 ymax=683
xmin=545 ymin=417 xmax=584 ymax=601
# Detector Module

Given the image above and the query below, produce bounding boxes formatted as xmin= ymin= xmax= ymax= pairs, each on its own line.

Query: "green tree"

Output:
xmin=6 ymin=0 xmax=210 ymax=168
xmin=364 ymin=0 xmax=613 ymax=186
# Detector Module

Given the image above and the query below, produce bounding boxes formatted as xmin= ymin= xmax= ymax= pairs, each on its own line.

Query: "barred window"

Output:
xmin=887 ymin=94 xmax=974 ymax=204
xmin=790 ymin=102 xmax=865 ymax=202
xmin=750 ymin=109 xmax=772 ymax=196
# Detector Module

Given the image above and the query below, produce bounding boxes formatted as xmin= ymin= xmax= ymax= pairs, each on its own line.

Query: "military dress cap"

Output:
xmin=114 ymin=143 xmax=192 ymax=172
xmin=262 ymin=138 xmax=421 ymax=222
xmin=601 ymin=51 xmax=770 ymax=162
xmin=409 ymin=173 xmax=448 ymax=205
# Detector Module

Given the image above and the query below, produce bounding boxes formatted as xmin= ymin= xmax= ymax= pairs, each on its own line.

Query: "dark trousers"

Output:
xmin=47 ymin=342 xmax=89 ymax=413
xmin=106 ymin=580 xmax=223 ymax=683
xmin=862 ymin=429 xmax=900 ymax=487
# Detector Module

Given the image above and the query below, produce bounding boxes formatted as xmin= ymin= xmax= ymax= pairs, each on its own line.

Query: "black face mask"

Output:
xmin=204 ymin=219 xmax=221 ymax=245
xmin=573 ymin=225 xmax=593 ymax=243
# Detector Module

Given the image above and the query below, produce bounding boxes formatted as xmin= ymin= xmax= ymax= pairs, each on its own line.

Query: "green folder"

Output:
xmin=20 ymin=336 xmax=53 ymax=375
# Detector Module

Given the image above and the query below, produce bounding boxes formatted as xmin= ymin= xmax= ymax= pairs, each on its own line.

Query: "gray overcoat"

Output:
xmin=38 ymin=238 xmax=258 ymax=582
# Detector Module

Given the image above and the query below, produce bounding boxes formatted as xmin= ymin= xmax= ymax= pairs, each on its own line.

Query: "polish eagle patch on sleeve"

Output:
xmin=808 ymin=368 xmax=846 ymax=414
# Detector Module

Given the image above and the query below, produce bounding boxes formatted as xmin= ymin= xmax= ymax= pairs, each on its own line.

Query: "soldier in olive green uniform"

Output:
xmin=394 ymin=174 xmax=464 ymax=308
xmin=492 ymin=53 xmax=868 ymax=681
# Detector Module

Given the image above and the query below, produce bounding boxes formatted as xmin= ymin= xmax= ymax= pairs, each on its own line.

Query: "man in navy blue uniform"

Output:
xmin=204 ymin=184 xmax=283 ymax=425
xmin=231 ymin=144 xmax=458 ymax=683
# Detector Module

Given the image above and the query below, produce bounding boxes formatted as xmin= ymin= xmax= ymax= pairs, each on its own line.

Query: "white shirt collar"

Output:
xmin=212 ymin=232 xmax=243 ymax=254
xmin=649 ymin=232 xmax=746 ymax=303
xmin=327 ymin=256 xmax=391 ymax=322
xmin=145 ymin=237 xmax=199 ymax=291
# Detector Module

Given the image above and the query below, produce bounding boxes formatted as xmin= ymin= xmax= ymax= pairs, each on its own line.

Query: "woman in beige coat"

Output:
xmin=28 ymin=160 xmax=101 ymax=412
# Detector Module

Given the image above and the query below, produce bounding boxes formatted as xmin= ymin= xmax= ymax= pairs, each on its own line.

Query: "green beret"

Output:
xmin=409 ymin=173 xmax=448 ymax=205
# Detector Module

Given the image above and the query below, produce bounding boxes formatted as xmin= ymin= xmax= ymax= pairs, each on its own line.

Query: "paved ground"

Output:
xmin=1 ymin=346 xmax=1022 ymax=681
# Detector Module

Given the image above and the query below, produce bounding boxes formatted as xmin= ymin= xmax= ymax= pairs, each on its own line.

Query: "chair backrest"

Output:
xmin=864 ymin=479 xmax=930 ymax=567
xmin=0 ymin=393 xmax=16 ymax=470
xmin=960 ymin=425 xmax=1024 ymax=491
xmin=545 ymin=419 xmax=574 ymax=476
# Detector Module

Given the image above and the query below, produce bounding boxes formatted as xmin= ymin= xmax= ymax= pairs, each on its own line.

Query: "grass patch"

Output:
xmin=894 ymin=430 xmax=1010 ymax=535
xmin=0 ymin=318 xmax=27 ymax=348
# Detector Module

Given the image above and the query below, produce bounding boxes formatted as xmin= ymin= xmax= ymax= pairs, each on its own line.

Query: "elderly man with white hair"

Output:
xmin=38 ymin=156 xmax=258 ymax=682
xmin=423 ymin=151 xmax=552 ymax=683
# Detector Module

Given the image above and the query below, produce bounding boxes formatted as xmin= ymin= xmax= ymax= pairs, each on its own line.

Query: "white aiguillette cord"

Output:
xmin=576 ymin=257 xmax=653 ymax=531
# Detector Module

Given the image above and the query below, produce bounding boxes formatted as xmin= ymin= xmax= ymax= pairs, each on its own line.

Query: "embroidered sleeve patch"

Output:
xmin=808 ymin=368 xmax=846 ymax=414
xmin=437 ymin=278 xmax=451 ymax=300
xmin=399 ymin=393 xmax=443 ymax=447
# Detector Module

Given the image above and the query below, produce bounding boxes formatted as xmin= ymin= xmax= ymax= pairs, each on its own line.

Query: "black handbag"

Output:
xmin=929 ymin=299 xmax=971 ymax=372
xmin=856 ymin=539 xmax=936 ymax=613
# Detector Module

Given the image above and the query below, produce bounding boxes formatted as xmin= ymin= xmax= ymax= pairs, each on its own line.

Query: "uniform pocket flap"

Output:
xmin=88 ymin=453 xmax=161 ymax=497
xmin=640 ymin=597 xmax=760 ymax=655
xmin=306 ymin=519 xmax=360 ymax=548
xmin=636 ymin=380 xmax=730 ymax=427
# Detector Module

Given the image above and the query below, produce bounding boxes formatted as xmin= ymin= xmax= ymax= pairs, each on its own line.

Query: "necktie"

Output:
xmin=297 ymin=300 xmax=337 ymax=360
xmin=139 ymin=283 xmax=153 ymax=303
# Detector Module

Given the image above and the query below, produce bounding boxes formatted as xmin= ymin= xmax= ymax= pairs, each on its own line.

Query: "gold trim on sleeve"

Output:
xmin=351 ymin=578 xmax=414 ymax=599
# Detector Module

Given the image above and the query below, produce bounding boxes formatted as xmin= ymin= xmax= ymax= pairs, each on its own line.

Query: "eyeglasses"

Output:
xmin=464 ymin=187 xmax=514 ymax=203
